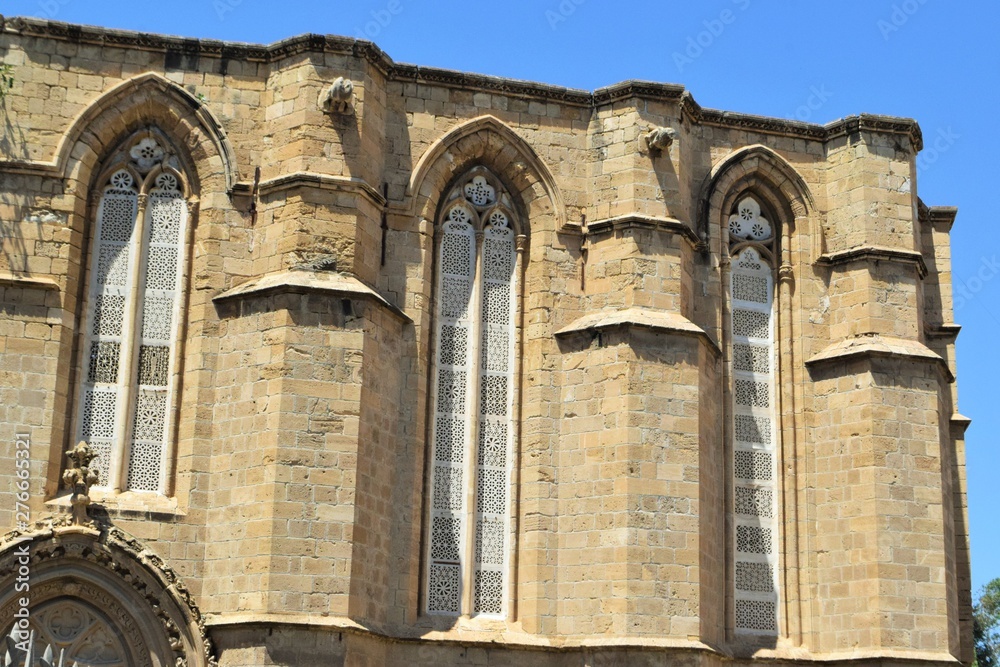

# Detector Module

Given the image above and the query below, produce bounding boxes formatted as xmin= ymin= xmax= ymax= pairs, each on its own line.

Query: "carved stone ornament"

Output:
xmin=319 ymin=76 xmax=355 ymax=114
xmin=728 ymin=197 xmax=773 ymax=243
xmin=0 ymin=519 xmax=218 ymax=667
xmin=61 ymin=441 xmax=99 ymax=527
xmin=129 ymin=138 xmax=165 ymax=173
xmin=642 ymin=126 xmax=677 ymax=154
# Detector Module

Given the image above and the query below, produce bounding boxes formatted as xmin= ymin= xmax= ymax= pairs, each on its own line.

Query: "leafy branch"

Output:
xmin=975 ymin=578 xmax=1000 ymax=667
xmin=0 ymin=64 xmax=14 ymax=100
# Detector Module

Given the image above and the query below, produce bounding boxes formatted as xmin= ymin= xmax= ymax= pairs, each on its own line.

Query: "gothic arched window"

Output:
xmin=425 ymin=168 xmax=521 ymax=618
xmin=728 ymin=196 xmax=780 ymax=635
xmin=76 ymin=136 xmax=191 ymax=495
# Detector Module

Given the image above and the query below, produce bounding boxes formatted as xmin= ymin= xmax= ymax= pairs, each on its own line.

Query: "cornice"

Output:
xmin=822 ymin=113 xmax=924 ymax=152
xmin=806 ymin=334 xmax=953 ymax=382
xmin=0 ymin=160 xmax=60 ymax=178
xmin=950 ymin=412 xmax=972 ymax=437
xmin=680 ymin=92 xmax=827 ymax=141
xmin=0 ymin=271 xmax=60 ymax=290
xmin=925 ymin=323 xmax=962 ymax=340
xmin=555 ymin=307 xmax=720 ymax=356
xmin=212 ymin=269 xmax=410 ymax=322
xmin=816 ymin=246 xmax=928 ymax=278
xmin=1 ymin=16 xmax=922 ymax=149
xmin=231 ymin=172 xmax=386 ymax=207
xmin=680 ymin=93 xmax=922 ymax=150
xmin=582 ymin=214 xmax=701 ymax=248
xmin=928 ymin=206 xmax=959 ymax=232
xmin=592 ymin=80 xmax=686 ymax=106
xmin=391 ymin=64 xmax=592 ymax=105
xmin=202 ymin=611 xmax=961 ymax=664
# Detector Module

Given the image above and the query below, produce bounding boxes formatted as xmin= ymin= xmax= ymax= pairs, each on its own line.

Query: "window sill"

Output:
xmin=46 ymin=490 xmax=186 ymax=521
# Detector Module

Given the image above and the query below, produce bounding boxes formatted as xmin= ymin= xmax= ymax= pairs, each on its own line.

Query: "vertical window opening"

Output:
xmin=76 ymin=136 xmax=189 ymax=496
xmin=729 ymin=197 xmax=780 ymax=635
xmin=426 ymin=169 xmax=518 ymax=618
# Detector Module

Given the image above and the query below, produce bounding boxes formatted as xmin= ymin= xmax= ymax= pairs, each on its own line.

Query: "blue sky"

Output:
xmin=4 ymin=1 xmax=997 ymax=593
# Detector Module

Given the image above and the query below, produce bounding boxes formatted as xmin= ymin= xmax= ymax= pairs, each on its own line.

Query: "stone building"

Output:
xmin=0 ymin=14 xmax=972 ymax=667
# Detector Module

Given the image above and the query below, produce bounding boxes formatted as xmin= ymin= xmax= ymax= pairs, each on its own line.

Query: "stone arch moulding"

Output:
xmin=698 ymin=144 xmax=819 ymax=258
xmin=55 ymin=72 xmax=238 ymax=193
xmin=406 ymin=114 xmax=567 ymax=231
xmin=0 ymin=518 xmax=217 ymax=667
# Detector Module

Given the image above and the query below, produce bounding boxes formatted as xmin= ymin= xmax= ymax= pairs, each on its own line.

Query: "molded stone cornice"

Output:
xmin=582 ymin=214 xmax=702 ymax=249
xmin=1 ymin=16 xmax=922 ymax=149
xmin=0 ymin=272 xmax=60 ymax=290
xmin=555 ymin=307 xmax=720 ymax=356
xmin=231 ymin=172 xmax=386 ymax=207
xmin=816 ymin=246 xmax=928 ymax=278
xmin=918 ymin=201 xmax=959 ymax=232
xmin=681 ymin=93 xmax=922 ymax=150
xmin=950 ymin=412 xmax=972 ymax=437
xmin=212 ymin=269 xmax=410 ymax=322
xmin=806 ymin=334 xmax=953 ymax=381
xmin=925 ymin=323 xmax=962 ymax=340
xmin=929 ymin=206 xmax=959 ymax=231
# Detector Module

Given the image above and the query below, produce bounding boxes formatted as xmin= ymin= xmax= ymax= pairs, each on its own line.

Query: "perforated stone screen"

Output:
xmin=730 ymin=242 xmax=779 ymax=635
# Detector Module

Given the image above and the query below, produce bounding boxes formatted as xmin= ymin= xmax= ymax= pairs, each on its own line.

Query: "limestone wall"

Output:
xmin=0 ymin=14 xmax=972 ymax=667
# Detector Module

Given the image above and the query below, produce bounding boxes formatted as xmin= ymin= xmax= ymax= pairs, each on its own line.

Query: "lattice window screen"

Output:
xmin=425 ymin=172 xmax=517 ymax=619
xmin=125 ymin=178 xmax=185 ymax=493
xmin=76 ymin=159 xmax=186 ymax=495
xmin=426 ymin=215 xmax=475 ymax=615
xmin=78 ymin=171 xmax=138 ymax=488
xmin=730 ymin=246 xmax=779 ymax=635
xmin=472 ymin=220 xmax=515 ymax=617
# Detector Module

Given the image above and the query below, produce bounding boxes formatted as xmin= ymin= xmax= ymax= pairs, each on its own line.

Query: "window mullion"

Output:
xmin=463 ymin=228 xmax=487 ymax=615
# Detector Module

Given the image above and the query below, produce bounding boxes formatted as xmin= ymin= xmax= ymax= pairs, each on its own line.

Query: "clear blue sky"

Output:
xmin=4 ymin=1 xmax=997 ymax=593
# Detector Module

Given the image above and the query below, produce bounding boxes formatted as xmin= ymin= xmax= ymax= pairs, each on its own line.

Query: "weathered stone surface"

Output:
xmin=0 ymin=15 xmax=970 ymax=667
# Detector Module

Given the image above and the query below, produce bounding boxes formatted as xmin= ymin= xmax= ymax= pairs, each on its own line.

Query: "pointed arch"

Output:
xmin=56 ymin=72 xmax=238 ymax=193
xmin=699 ymin=144 xmax=817 ymax=253
xmin=0 ymin=519 xmax=216 ymax=667
xmin=407 ymin=115 xmax=566 ymax=230
xmin=701 ymin=145 xmax=819 ymax=639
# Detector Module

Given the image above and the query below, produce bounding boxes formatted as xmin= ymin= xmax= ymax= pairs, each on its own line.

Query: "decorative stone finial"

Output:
xmin=642 ymin=126 xmax=677 ymax=155
xmin=320 ymin=77 xmax=355 ymax=114
xmin=62 ymin=441 xmax=99 ymax=526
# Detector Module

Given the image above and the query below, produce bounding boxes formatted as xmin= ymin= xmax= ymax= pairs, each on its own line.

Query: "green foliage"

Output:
xmin=0 ymin=64 xmax=14 ymax=100
xmin=975 ymin=578 xmax=1000 ymax=667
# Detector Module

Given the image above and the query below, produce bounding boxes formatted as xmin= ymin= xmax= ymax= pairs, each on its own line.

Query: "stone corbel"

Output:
xmin=641 ymin=126 xmax=677 ymax=155
xmin=319 ymin=77 xmax=355 ymax=114
xmin=62 ymin=441 xmax=100 ymax=527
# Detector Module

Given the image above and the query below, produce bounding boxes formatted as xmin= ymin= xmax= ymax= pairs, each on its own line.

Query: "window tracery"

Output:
xmin=729 ymin=196 xmax=780 ymax=636
xmin=75 ymin=135 xmax=189 ymax=495
xmin=426 ymin=168 xmax=519 ymax=618
xmin=1 ymin=599 xmax=128 ymax=667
